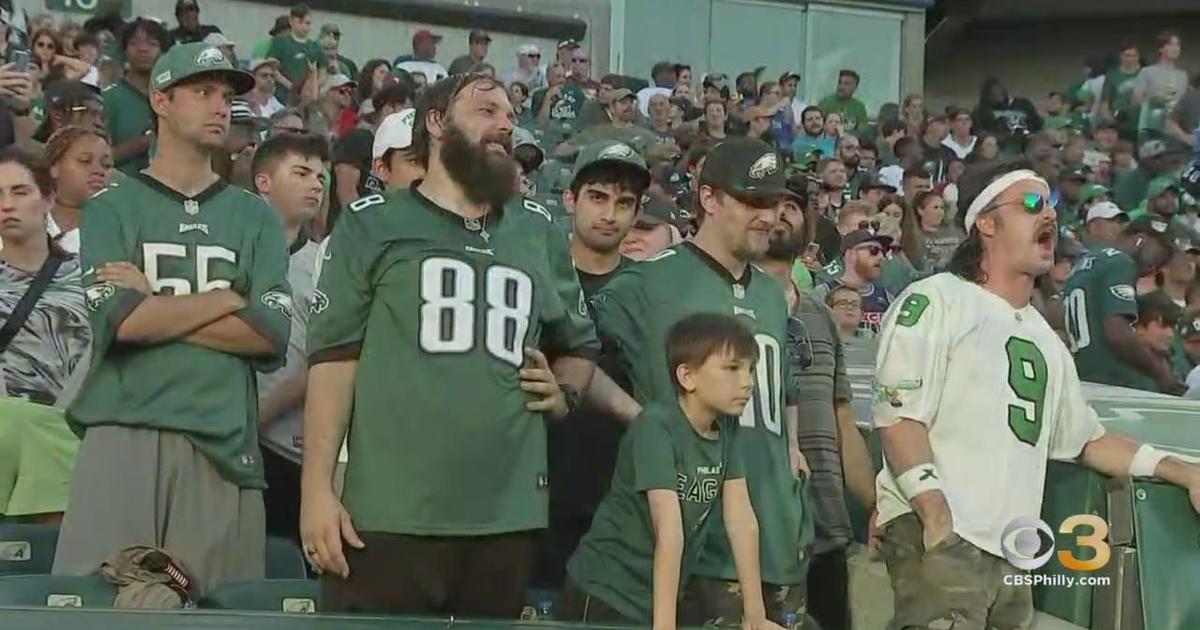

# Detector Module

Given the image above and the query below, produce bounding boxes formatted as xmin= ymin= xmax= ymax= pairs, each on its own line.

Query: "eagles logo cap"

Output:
xmin=151 ymin=42 xmax=256 ymax=95
xmin=571 ymin=140 xmax=650 ymax=190
xmin=699 ymin=137 xmax=787 ymax=203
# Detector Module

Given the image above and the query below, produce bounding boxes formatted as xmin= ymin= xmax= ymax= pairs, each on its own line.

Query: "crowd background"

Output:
xmin=1 ymin=0 xmax=1200 ymax=626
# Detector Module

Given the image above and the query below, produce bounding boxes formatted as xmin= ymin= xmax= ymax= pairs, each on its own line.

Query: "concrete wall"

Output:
xmin=925 ymin=13 xmax=1200 ymax=111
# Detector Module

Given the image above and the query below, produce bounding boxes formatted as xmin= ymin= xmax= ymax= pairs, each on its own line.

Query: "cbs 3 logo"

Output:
xmin=1000 ymin=514 xmax=1111 ymax=571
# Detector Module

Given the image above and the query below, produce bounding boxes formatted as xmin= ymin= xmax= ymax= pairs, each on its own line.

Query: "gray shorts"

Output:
xmin=51 ymin=425 xmax=264 ymax=596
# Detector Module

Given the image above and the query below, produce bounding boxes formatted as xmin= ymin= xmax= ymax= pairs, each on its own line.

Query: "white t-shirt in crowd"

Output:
xmin=873 ymin=273 xmax=1105 ymax=558
xmin=942 ymin=135 xmax=977 ymax=160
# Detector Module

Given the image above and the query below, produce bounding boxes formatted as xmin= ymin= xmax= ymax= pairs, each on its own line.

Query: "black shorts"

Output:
xmin=558 ymin=577 xmax=635 ymax=624
xmin=320 ymin=530 xmax=535 ymax=617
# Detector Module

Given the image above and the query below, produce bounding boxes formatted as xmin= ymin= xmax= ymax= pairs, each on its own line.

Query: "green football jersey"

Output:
xmin=567 ymin=401 xmax=743 ymax=622
xmin=102 ymin=79 xmax=152 ymax=174
xmin=69 ymin=174 xmax=292 ymax=488
xmin=307 ymin=190 xmax=599 ymax=535
xmin=590 ymin=242 xmax=810 ymax=585
xmin=1063 ymin=247 xmax=1155 ymax=389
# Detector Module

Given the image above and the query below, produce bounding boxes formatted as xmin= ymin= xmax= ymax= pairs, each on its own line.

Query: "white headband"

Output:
xmin=961 ymin=169 xmax=1048 ymax=231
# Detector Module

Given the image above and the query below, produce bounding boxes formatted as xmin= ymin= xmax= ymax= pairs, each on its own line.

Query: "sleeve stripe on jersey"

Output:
xmin=309 ymin=342 xmax=363 ymax=365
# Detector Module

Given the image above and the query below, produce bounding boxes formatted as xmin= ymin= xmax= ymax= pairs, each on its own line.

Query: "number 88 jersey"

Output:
xmin=872 ymin=273 xmax=1104 ymax=558
xmin=307 ymin=191 xmax=599 ymax=536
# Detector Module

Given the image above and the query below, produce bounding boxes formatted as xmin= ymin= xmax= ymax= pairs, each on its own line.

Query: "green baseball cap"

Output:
xmin=570 ymin=140 xmax=650 ymax=189
xmin=151 ymin=42 xmax=256 ymax=95
xmin=1081 ymin=183 xmax=1109 ymax=203
xmin=699 ymin=137 xmax=787 ymax=201
xmin=637 ymin=194 xmax=680 ymax=228
xmin=1147 ymin=175 xmax=1181 ymax=200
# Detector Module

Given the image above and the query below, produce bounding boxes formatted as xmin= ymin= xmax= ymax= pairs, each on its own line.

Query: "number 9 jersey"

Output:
xmin=306 ymin=190 xmax=599 ymax=536
xmin=873 ymin=273 xmax=1105 ymax=558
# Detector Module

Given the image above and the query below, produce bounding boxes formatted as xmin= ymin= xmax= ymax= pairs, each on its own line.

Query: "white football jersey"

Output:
xmin=873 ymin=273 xmax=1105 ymax=558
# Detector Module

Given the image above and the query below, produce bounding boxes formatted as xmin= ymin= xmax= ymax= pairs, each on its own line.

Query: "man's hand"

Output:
xmin=299 ymin=486 xmax=365 ymax=578
xmin=866 ymin=504 xmax=882 ymax=557
xmin=520 ymin=347 xmax=568 ymax=419
xmin=1187 ymin=472 xmax=1200 ymax=515
xmin=52 ymin=55 xmax=91 ymax=81
xmin=789 ymin=445 xmax=810 ymax=480
xmin=916 ymin=496 xmax=954 ymax=551
xmin=97 ymin=262 xmax=152 ymax=294
xmin=741 ymin=617 xmax=788 ymax=630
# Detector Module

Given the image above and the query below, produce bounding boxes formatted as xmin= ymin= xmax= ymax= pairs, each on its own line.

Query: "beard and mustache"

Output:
xmin=439 ymin=120 xmax=518 ymax=208
xmin=765 ymin=219 xmax=805 ymax=260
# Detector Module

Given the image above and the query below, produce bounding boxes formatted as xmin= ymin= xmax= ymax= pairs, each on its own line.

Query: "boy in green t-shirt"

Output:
xmin=563 ymin=313 xmax=785 ymax=630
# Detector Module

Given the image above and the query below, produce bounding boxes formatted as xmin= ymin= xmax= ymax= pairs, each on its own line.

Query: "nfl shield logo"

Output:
xmin=184 ymin=200 xmax=200 ymax=215
xmin=732 ymin=284 xmax=745 ymax=299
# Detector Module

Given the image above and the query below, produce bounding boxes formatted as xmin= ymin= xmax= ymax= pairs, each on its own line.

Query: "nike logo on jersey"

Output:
xmin=179 ymin=222 xmax=210 ymax=235
xmin=733 ymin=306 xmax=757 ymax=319
xmin=465 ymin=245 xmax=494 ymax=256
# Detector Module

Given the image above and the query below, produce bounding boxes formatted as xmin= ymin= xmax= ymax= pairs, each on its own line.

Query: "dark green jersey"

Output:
xmin=567 ymin=401 xmax=743 ymax=622
xmin=1063 ymin=247 xmax=1154 ymax=389
xmin=69 ymin=175 xmax=292 ymax=488
xmin=267 ymin=35 xmax=324 ymax=83
xmin=590 ymin=242 xmax=810 ymax=585
xmin=307 ymin=190 xmax=599 ymax=535
xmin=102 ymin=79 xmax=152 ymax=174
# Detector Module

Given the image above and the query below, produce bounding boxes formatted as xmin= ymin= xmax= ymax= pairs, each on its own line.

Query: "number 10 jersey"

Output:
xmin=307 ymin=190 xmax=598 ymax=536
xmin=873 ymin=273 xmax=1104 ymax=558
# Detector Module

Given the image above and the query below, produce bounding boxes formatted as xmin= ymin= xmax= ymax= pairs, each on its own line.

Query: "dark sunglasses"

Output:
xmin=572 ymin=57 xmax=589 ymax=63
xmin=856 ymin=245 xmax=885 ymax=256
xmin=527 ymin=53 xmax=541 ymax=59
xmin=857 ymin=219 xmax=881 ymax=231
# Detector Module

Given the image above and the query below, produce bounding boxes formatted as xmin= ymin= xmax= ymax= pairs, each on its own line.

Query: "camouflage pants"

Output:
xmin=683 ymin=577 xmax=820 ymax=629
xmin=878 ymin=513 xmax=1034 ymax=630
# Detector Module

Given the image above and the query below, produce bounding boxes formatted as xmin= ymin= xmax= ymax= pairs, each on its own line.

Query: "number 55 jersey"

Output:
xmin=307 ymin=190 xmax=598 ymax=536
xmin=589 ymin=242 xmax=809 ymax=587
xmin=873 ymin=273 xmax=1104 ymax=558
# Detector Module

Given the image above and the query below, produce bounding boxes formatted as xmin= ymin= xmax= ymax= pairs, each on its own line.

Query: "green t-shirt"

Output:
xmin=590 ymin=242 xmax=811 ymax=585
xmin=267 ymin=34 xmax=323 ymax=83
xmin=69 ymin=175 xmax=292 ymax=488
xmin=307 ymin=190 xmax=599 ymax=535
xmin=1102 ymin=68 xmax=1142 ymax=128
xmin=567 ymin=401 xmax=743 ymax=622
xmin=102 ymin=79 xmax=152 ymax=174
xmin=817 ymin=95 xmax=868 ymax=131
xmin=531 ymin=83 xmax=586 ymax=123
xmin=1063 ymin=247 xmax=1156 ymax=390
xmin=1112 ymin=168 xmax=1151 ymax=212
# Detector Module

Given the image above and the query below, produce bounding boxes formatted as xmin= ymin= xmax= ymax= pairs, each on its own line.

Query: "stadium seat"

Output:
xmin=264 ymin=536 xmax=306 ymax=579
xmin=198 ymin=579 xmax=319 ymax=612
xmin=0 ymin=574 xmax=116 ymax=607
xmin=0 ymin=522 xmax=60 ymax=575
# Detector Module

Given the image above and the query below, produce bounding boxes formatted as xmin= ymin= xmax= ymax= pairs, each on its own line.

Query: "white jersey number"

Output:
xmin=1063 ymin=288 xmax=1091 ymax=352
xmin=419 ymin=257 xmax=533 ymax=366
xmin=143 ymin=243 xmax=237 ymax=295
xmin=738 ymin=334 xmax=783 ymax=436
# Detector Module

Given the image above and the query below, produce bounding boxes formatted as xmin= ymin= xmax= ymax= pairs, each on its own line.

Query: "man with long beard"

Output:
xmin=300 ymin=74 xmax=599 ymax=616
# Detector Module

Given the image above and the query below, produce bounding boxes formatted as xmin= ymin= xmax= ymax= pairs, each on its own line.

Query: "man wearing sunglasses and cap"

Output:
xmin=811 ymin=226 xmax=894 ymax=337
xmin=588 ymin=138 xmax=814 ymax=627
xmin=874 ymin=160 xmax=1200 ymax=630
xmin=55 ymin=42 xmax=292 ymax=595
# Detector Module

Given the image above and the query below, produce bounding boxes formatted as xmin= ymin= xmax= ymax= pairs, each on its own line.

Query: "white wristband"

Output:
xmin=896 ymin=463 xmax=943 ymax=500
xmin=1129 ymin=444 xmax=1168 ymax=478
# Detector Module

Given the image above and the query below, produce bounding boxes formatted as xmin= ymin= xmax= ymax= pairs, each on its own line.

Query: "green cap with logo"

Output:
xmin=150 ymin=42 xmax=256 ymax=95
xmin=699 ymin=137 xmax=788 ymax=201
xmin=571 ymin=140 xmax=650 ymax=189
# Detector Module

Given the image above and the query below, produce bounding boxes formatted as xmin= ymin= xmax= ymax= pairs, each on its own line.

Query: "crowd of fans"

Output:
xmin=2 ymin=0 xmax=1200 ymax=627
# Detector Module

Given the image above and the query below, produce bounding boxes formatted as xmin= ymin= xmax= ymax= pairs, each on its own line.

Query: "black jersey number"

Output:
xmin=737 ymin=334 xmax=783 ymax=436
xmin=419 ymin=257 xmax=533 ymax=366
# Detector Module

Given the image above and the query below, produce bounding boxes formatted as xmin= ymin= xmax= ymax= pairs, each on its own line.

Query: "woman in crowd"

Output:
xmin=356 ymin=59 xmax=391 ymax=116
xmin=507 ymin=80 xmax=534 ymax=127
xmin=901 ymin=93 xmax=925 ymax=138
xmin=900 ymin=190 xmax=963 ymax=274
xmin=823 ymin=110 xmax=844 ymax=139
xmin=0 ymin=147 xmax=90 ymax=406
xmin=44 ymin=126 xmax=112 ymax=254
xmin=30 ymin=28 xmax=62 ymax=80
xmin=967 ymin=131 xmax=1001 ymax=165
xmin=699 ymin=98 xmax=729 ymax=145
xmin=756 ymin=80 xmax=793 ymax=151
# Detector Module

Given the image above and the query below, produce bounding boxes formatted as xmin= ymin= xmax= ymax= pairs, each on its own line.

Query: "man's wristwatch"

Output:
xmin=559 ymin=384 xmax=580 ymax=415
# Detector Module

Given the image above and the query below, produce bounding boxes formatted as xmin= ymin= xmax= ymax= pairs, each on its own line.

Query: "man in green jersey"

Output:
xmin=563 ymin=313 xmax=782 ymax=630
xmin=1064 ymin=217 xmax=1184 ymax=393
xmin=266 ymin=4 xmax=324 ymax=93
xmin=104 ymin=18 xmax=169 ymax=174
xmin=301 ymin=74 xmax=598 ymax=617
xmin=54 ymin=42 xmax=290 ymax=596
xmin=588 ymin=137 xmax=814 ymax=626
